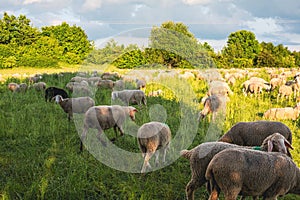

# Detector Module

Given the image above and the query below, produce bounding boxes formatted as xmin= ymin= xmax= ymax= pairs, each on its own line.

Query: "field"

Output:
xmin=0 ymin=66 xmax=300 ymax=200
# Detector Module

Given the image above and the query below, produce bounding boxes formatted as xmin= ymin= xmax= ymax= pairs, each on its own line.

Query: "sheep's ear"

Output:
xmin=133 ymin=108 xmax=138 ymax=112
xmin=267 ymin=140 xmax=273 ymax=152
xmin=284 ymin=139 xmax=294 ymax=150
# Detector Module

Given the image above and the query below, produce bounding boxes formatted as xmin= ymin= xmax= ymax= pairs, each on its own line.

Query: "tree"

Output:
xmin=222 ymin=30 xmax=259 ymax=68
xmin=42 ymin=22 xmax=92 ymax=64
xmin=149 ymin=21 xmax=214 ymax=69
xmin=0 ymin=12 xmax=39 ymax=46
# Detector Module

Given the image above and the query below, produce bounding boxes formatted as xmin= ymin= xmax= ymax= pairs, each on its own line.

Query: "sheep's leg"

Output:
xmin=186 ymin=179 xmax=202 ymax=200
xmin=141 ymin=152 xmax=154 ymax=173
xmin=162 ymin=143 xmax=170 ymax=163
xmin=154 ymin=150 xmax=160 ymax=166
xmin=80 ymin=126 xmax=88 ymax=152
xmin=96 ymin=128 xmax=107 ymax=147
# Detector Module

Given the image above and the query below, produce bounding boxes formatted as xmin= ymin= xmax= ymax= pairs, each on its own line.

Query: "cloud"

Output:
xmin=243 ymin=17 xmax=283 ymax=35
xmin=182 ymin=0 xmax=213 ymax=5
xmin=82 ymin=0 xmax=102 ymax=11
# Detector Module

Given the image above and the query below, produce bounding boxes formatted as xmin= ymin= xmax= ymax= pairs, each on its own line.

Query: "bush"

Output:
xmin=17 ymin=55 xmax=59 ymax=68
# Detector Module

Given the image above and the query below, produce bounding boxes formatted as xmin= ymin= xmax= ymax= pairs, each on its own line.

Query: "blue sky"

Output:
xmin=1 ymin=0 xmax=300 ymax=51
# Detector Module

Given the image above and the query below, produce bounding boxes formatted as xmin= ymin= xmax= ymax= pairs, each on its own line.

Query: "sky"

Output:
xmin=1 ymin=0 xmax=300 ymax=52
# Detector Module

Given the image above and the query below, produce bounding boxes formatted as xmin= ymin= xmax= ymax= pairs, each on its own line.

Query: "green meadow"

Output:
xmin=0 ymin=66 xmax=299 ymax=200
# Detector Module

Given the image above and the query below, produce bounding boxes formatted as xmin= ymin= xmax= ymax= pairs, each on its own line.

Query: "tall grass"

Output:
xmin=0 ymin=68 xmax=299 ymax=200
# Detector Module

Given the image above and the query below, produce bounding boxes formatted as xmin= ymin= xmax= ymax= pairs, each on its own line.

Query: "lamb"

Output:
xmin=180 ymin=133 xmax=293 ymax=200
xmin=54 ymin=95 xmax=95 ymax=121
xmin=205 ymin=148 xmax=300 ymax=200
xmin=45 ymin=87 xmax=69 ymax=102
xmin=264 ymin=102 xmax=300 ymax=120
xmin=111 ymin=90 xmax=147 ymax=106
xmin=80 ymin=105 xmax=138 ymax=151
xmin=198 ymin=94 xmax=227 ymax=122
xmin=137 ymin=122 xmax=171 ymax=173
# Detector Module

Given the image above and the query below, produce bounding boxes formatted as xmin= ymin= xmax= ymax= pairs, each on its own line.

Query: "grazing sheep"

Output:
xmin=45 ymin=87 xmax=69 ymax=102
xmin=277 ymin=84 xmax=293 ymax=100
xmin=264 ymin=102 xmax=300 ymax=120
xmin=32 ymin=82 xmax=46 ymax=91
xmin=28 ymin=74 xmax=42 ymax=83
xmin=113 ymin=80 xmax=125 ymax=91
xmin=137 ymin=122 xmax=171 ymax=173
xmin=270 ymin=77 xmax=286 ymax=90
xmin=180 ymin=133 xmax=293 ymax=200
xmin=54 ymin=95 xmax=95 ymax=121
xmin=205 ymin=148 xmax=300 ymax=200
xmin=198 ymin=94 xmax=227 ymax=122
xmin=245 ymin=82 xmax=271 ymax=96
xmin=136 ymin=79 xmax=146 ymax=90
xmin=112 ymin=90 xmax=147 ymax=106
xmin=218 ymin=120 xmax=292 ymax=156
xmin=96 ymin=80 xmax=114 ymax=90
xmin=80 ymin=105 xmax=138 ymax=151
xmin=16 ymin=83 xmax=28 ymax=92
xmin=208 ymin=81 xmax=233 ymax=96
xmin=101 ymin=72 xmax=120 ymax=80
xmin=8 ymin=82 xmax=19 ymax=92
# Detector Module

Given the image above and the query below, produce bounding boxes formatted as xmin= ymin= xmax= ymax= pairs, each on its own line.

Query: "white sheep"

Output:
xmin=54 ymin=95 xmax=95 ymax=121
xmin=137 ymin=122 xmax=171 ymax=173
xmin=80 ymin=105 xmax=138 ymax=151
xmin=208 ymin=81 xmax=233 ymax=96
xmin=31 ymin=82 xmax=46 ymax=91
xmin=180 ymin=133 xmax=294 ymax=200
xmin=205 ymin=148 xmax=300 ymax=200
xmin=111 ymin=90 xmax=147 ymax=106
xmin=263 ymin=102 xmax=300 ymax=120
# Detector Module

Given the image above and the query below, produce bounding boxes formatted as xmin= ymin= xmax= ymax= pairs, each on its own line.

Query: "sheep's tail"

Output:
xmin=180 ymin=149 xmax=192 ymax=159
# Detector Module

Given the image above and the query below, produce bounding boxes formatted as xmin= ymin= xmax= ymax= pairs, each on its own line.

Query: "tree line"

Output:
xmin=0 ymin=12 xmax=299 ymax=69
xmin=0 ymin=12 xmax=92 ymax=68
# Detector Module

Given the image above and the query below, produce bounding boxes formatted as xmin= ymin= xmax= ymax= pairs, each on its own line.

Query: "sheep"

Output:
xmin=245 ymin=82 xmax=271 ymax=96
xmin=208 ymin=81 xmax=233 ymax=96
xmin=205 ymin=148 xmax=300 ymax=200
xmin=54 ymin=95 xmax=95 ymax=121
xmin=8 ymin=82 xmax=19 ymax=92
xmin=264 ymin=102 xmax=300 ymax=120
xmin=31 ymin=82 xmax=46 ymax=91
xmin=277 ymin=84 xmax=293 ymax=101
xmin=45 ymin=87 xmax=69 ymax=102
xmin=180 ymin=133 xmax=293 ymax=200
xmin=136 ymin=79 xmax=146 ymax=90
xmin=80 ymin=105 xmax=138 ymax=151
xmin=137 ymin=122 xmax=171 ymax=173
xmin=28 ymin=74 xmax=42 ymax=83
xmin=101 ymin=72 xmax=120 ymax=80
xmin=111 ymin=90 xmax=147 ymax=106
xmin=218 ymin=120 xmax=293 ymax=157
xmin=198 ymin=94 xmax=227 ymax=122
xmin=113 ymin=80 xmax=125 ymax=91
xmin=270 ymin=77 xmax=286 ymax=90
xmin=96 ymin=80 xmax=114 ymax=90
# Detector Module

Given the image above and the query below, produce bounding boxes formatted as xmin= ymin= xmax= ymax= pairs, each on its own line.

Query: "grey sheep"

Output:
xmin=112 ymin=90 xmax=147 ymax=106
xmin=80 ymin=105 xmax=138 ymax=151
xmin=180 ymin=133 xmax=293 ymax=200
xmin=205 ymin=148 xmax=300 ymax=200
xmin=96 ymin=79 xmax=114 ymax=90
xmin=264 ymin=102 xmax=300 ymax=120
xmin=113 ymin=80 xmax=125 ymax=91
xmin=137 ymin=122 xmax=171 ymax=173
xmin=54 ymin=95 xmax=95 ymax=121
xmin=31 ymin=82 xmax=46 ymax=91
xmin=198 ymin=94 xmax=227 ymax=122
xmin=136 ymin=79 xmax=146 ymax=90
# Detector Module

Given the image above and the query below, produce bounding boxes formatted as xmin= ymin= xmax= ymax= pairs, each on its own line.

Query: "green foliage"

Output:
xmin=112 ymin=48 xmax=147 ymax=69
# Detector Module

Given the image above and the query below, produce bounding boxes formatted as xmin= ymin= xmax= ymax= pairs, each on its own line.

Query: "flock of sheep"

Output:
xmin=6 ymin=68 xmax=300 ymax=199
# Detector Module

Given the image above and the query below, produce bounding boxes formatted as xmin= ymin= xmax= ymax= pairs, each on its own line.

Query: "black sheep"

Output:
xmin=45 ymin=87 xmax=69 ymax=102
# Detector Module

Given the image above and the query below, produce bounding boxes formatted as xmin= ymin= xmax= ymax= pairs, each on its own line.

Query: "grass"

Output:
xmin=0 ymin=66 xmax=299 ymax=200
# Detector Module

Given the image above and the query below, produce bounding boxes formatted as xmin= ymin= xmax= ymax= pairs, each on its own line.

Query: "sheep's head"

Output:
xmin=54 ymin=95 xmax=64 ymax=103
xmin=262 ymin=133 xmax=293 ymax=156
xmin=125 ymin=106 xmax=138 ymax=121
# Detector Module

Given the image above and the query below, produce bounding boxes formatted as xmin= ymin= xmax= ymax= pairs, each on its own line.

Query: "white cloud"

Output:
xmin=24 ymin=0 xmax=42 ymax=5
xmin=244 ymin=17 xmax=283 ymax=35
xmin=182 ymin=0 xmax=213 ymax=5
xmin=82 ymin=0 xmax=102 ymax=11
